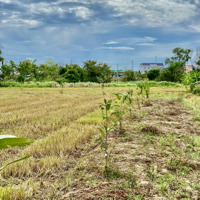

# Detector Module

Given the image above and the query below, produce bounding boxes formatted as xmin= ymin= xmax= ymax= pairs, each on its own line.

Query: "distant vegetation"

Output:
xmin=0 ymin=47 xmax=200 ymax=89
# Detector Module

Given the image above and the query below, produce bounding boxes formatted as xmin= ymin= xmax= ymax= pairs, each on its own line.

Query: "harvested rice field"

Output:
xmin=0 ymin=87 xmax=200 ymax=199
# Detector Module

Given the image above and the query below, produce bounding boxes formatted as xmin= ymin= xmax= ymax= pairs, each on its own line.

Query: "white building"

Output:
xmin=139 ymin=63 xmax=164 ymax=73
xmin=185 ymin=65 xmax=197 ymax=73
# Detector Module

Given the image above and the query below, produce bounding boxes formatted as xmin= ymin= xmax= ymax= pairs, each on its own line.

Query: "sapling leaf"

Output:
xmin=103 ymin=115 xmax=107 ymax=120
xmin=106 ymin=103 xmax=111 ymax=111
xmin=0 ymin=135 xmax=33 ymax=172
xmin=98 ymin=128 xmax=105 ymax=137
xmin=115 ymin=93 xmax=122 ymax=100
xmin=0 ymin=136 xmax=34 ymax=149
xmin=108 ymin=100 xmax=112 ymax=104
xmin=0 ymin=156 xmax=30 ymax=171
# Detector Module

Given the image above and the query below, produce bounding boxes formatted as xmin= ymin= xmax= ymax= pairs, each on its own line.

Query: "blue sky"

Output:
xmin=0 ymin=0 xmax=200 ymax=70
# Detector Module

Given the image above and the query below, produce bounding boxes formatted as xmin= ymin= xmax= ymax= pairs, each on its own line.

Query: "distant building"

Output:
xmin=110 ymin=69 xmax=124 ymax=77
xmin=185 ymin=65 xmax=196 ymax=73
xmin=139 ymin=63 xmax=164 ymax=73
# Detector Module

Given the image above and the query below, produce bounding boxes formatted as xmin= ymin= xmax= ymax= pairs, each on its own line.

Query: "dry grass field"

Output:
xmin=0 ymin=86 xmax=200 ymax=199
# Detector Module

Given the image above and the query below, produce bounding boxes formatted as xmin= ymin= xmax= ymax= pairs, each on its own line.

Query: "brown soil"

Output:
xmin=61 ymin=98 xmax=200 ymax=199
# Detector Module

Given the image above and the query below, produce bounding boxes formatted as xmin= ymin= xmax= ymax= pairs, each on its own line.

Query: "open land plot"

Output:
xmin=0 ymin=86 xmax=200 ymax=199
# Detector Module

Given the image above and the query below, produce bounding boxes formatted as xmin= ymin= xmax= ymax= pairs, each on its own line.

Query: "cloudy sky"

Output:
xmin=0 ymin=0 xmax=200 ymax=70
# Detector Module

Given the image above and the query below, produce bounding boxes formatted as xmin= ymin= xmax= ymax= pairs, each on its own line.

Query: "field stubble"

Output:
xmin=0 ymin=87 xmax=200 ymax=199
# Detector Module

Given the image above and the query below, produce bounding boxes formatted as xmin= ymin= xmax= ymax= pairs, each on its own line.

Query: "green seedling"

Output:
xmin=112 ymin=92 xmax=127 ymax=134
xmin=126 ymin=89 xmax=134 ymax=117
xmin=99 ymin=98 xmax=113 ymax=176
xmin=137 ymin=80 xmax=151 ymax=103
xmin=101 ymin=83 xmax=106 ymax=97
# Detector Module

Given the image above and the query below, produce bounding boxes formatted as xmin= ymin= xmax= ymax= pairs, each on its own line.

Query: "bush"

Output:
xmin=0 ymin=81 xmax=58 ymax=88
xmin=16 ymin=75 xmax=25 ymax=83
xmin=147 ymin=69 xmax=160 ymax=80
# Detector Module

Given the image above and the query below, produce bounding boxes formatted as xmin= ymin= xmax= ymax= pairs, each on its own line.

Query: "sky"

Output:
xmin=0 ymin=0 xmax=200 ymax=70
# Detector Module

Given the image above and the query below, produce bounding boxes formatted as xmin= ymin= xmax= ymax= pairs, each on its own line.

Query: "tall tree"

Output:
xmin=83 ymin=60 xmax=112 ymax=83
xmin=38 ymin=60 xmax=59 ymax=81
xmin=17 ymin=59 xmax=33 ymax=78
xmin=123 ymin=70 xmax=135 ymax=81
xmin=159 ymin=61 xmax=184 ymax=82
xmin=83 ymin=60 xmax=101 ymax=82
xmin=63 ymin=65 xmax=80 ymax=82
xmin=0 ymin=64 xmax=14 ymax=80
xmin=98 ymin=63 xmax=112 ymax=83
xmin=163 ymin=47 xmax=192 ymax=82
xmin=165 ymin=47 xmax=192 ymax=65
xmin=196 ymin=56 xmax=200 ymax=67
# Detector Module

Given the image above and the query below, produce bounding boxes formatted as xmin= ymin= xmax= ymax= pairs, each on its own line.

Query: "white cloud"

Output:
xmin=190 ymin=25 xmax=200 ymax=32
xmin=2 ymin=18 xmax=42 ymax=28
xmin=194 ymin=0 xmax=200 ymax=4
xmin=28 ymin=2 xmax=64 ymax=16
xmin=27 ymin=3 xmax=93 ymax=20
xmin=99 ymin=46 xmax=134 ymax=50
xmin=68 ymin=6 xmax=93 ymax=19
xmin=105 ymin=0 xmax=197 ymax=27
xmin=120 ymin=36 xmax=157 ymax=44
xmin=104 ymin=36 xmax=157 ymax=46
xmin=103 ymin=41 xmax=119 ymax=45
xmin=0 ymin=0 xmax=11 ymax=3
xmin=135 ymin=40 xmax=196 ymax=59
xmin=135 ymin=43 xmax=159 ymax=46
xmin=1 ymin=0 xmax=199 ymax=31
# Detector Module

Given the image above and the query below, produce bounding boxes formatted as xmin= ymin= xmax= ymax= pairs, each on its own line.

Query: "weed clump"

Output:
xmin=141 ymin=125 xmax=161 ymax=135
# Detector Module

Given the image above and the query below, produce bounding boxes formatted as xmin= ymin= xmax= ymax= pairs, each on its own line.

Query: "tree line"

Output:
xmin=0 ymin=58 xmax=112 ymax=83
xmin=0 ymin=47 xmax=200 ymax=83
xmin=123 ymin=47 xmax=200 ymax=82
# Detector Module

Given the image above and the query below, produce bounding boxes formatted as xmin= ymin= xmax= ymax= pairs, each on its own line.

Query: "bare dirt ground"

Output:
xmin=61 ymin=97 xmax=200 ymax=200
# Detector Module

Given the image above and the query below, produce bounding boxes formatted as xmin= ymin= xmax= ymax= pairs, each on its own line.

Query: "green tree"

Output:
xmin=165 ymin=47 xmax=192 ymax=65
xmin=9 ymin=60 xmax=17 ymax=71
xmin=44 ymin=60 xmax=59 ymax=80
xmin=83 ymin=60 xmax=111 ymax=83
xmin=196 ymin=56 xmax=200 ymax=67
xmin=122 ymin=70 xmax=135 ymax=81
xmin=0 ymin=49 xmax=4 ymax=65
xmin=38 ymin=64 xmax=49 ymax=81
xmin=162 ymin=47 xmax=192 ymax=82
xmin=63 ymin=65 xmax=80 ymax=82
xmin=38 ymin=60 xmax=59 ymax=81
xmin=58 ymin=66 xmax=67 ymax=76
xmin=98 ymin=63 xmax=112 ymax=83
xmin=159 ymin=61 xmax=184 ymax=82
xmin=0 ymin=64 xmax=14 ymax=80
xmin=135 ymin=71 xmax=146 ymax=80
xmin=83 ymin=60 xmax=101 ymax=82
xmin=31 ymin=60 xmax=40 ymax=81
xmin=17 ymin=59 xmax=33 ymax=78
xmin=62 ymin=64 xmax=85 ymax=82
xmin=147 ymin=69 xmax=160 ymax=80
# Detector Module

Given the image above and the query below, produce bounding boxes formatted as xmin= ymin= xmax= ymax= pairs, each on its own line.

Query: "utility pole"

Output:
xmin=131 ymin=60 xmax=134 ymax=71
xmin=155 ymin=56 xmax=157 ymax=64
xmin=117 ymin=64 xmax=119 ymax=82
